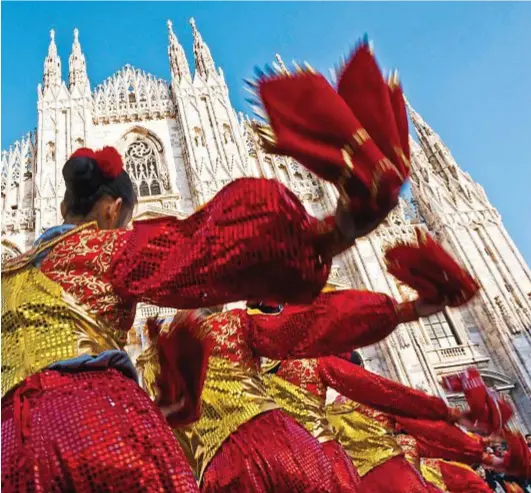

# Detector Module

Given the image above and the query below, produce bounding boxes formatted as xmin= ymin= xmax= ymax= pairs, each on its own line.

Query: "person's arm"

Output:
xmin=318 ymin=356 xmax=458 ymax=421
xmin=395 ymin=416 xmax=488 ymax=465
xmin=246 ymin=289 xmax=422 ymax=359
xmin=110 ymin=178 xmax=337 ymax=308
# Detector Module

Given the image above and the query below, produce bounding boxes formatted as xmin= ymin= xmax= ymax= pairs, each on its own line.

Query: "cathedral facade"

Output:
xmin=2 ymin=20 xmax=530 ymax=429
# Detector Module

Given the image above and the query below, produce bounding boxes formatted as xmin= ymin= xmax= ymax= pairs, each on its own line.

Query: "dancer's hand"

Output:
xmin=414 ymin=298 xmax=447 ymax=318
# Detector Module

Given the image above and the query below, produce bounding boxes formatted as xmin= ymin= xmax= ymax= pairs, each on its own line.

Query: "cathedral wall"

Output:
xmin=90 ymin=119 xmax=194 ymax=212
xmin=484 ymin=224 xmax=531 ymax=300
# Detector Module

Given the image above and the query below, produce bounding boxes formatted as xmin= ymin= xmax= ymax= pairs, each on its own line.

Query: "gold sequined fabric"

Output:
xmin=1 ymin=263 xmax=121 ymax=397
xmin=421 ymin=460 xmax=449 ymax=492
xmin=264 ymin=374 xmax=335 ymax=444
xmin=326 ymin=399 xmax=403 ymax=477
xmin=173 ymin=356 xmax=279 ymax=482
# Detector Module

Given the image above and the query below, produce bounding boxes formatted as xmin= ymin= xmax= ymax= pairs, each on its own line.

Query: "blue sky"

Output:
xmin=2 ymin=2 xmax=530 ymax=264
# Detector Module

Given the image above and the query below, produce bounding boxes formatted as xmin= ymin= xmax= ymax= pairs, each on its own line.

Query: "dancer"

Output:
xmin=262 ymin=342 xmax=463 ymax=492
xmin=326 ymin=352 xmax=499 ymax=493
xmin=170 ymin=289 xmax=448 ymax=493
xmin=0 ymin=140 xmax=379 ymax=492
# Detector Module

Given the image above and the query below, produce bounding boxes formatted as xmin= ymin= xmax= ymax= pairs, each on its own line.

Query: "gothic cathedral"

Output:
xmin=2 ymin=20 xmax=530 ymax=429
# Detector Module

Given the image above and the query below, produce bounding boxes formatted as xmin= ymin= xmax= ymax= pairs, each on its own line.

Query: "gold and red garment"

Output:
xmin=172 ymin=289 xmax=416 ymax=488
xmin=421 ymin=459 xmax=493 ymax=493
xmin=1 ymin=369 xmax=200 ymax=493
xmin=2 ymin=177 xmax=340 ymax=398
xmin=0 ymin=176 xmax=361 ymax=493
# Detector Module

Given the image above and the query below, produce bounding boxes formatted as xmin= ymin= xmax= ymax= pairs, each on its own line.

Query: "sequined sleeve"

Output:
xmin=394 ymin=416 xmax=485 ymax=465
xmin=246 ymin=290 xmax=413 ymax=359
xmin=319 ymin=356 xmax=452 ymax=421
xmin=110 ymin=178 xmax=331 ymax=308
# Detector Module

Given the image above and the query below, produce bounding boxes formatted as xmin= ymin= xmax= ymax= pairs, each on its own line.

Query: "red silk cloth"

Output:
xmin=321 ymin=440 xmax=361 ymax=493
xmin=255 ymin=42 xmax=410 ymax=228
xmin=385 ymin=228 xmax=479 ymax=307
xmin=1 ymin=369 xmax=198 ymax=493
xmin=503 ymin=430 xmax=531 ymax=479
xmin=319 ymin=356 xmax=451 ymax=420
xmin=393 ymin=417 xmax=485 ymax=465
xmin=359 ymin=455 xmax=429 ymax=493
xmin=201 ymin=409 xmax=340 ymax=493
xmin=441 ymin=368 xmax=513 ymax=434
xmin=147 ymin=312 xmax=213 ymax=427
xmin=439 ymin=461 xmax=493 ymax=493
xmin=111 ymin=177 xmax=333 ymax=308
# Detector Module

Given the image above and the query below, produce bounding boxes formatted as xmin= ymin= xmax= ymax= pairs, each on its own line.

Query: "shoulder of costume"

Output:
xmin=2 ymin=222 xmax=98 ymax=274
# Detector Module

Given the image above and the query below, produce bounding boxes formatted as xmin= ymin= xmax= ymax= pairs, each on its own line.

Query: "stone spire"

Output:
xmin=68 ymin=28 xmax=88 ymax=91
xmin=167 ymin=20 xmax=191 ymax=82
xmin=43 ymin=29 xmax=62 ymax=91
xmin=190 ymin=18 xmax=216 ymax=79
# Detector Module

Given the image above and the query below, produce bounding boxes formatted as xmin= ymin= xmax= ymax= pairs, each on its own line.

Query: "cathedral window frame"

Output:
xmin=119 ymin=128 xmax=170 ymax=199
xmin=421 ymin=309 xmax=461 ymax=349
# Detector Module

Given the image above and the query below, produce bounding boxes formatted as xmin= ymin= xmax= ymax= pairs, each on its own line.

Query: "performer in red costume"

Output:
xmin=171 ymin=290 xmax=447 ymax=493
xmin=325 ymin=352 xmax=500 ymax=493
xmin=1 ymin=140 xmax=382 ymax=493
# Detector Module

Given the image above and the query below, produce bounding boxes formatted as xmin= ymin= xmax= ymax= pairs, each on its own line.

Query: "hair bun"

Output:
xmin=63 ymin=154 xmax=106 ymax=198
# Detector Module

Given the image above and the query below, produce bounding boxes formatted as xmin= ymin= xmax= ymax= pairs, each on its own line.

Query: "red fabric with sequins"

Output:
xmin=201 ymin=409 xmax=339 ymax=493
xmin=248 ymin=290 xmax=402 ymax=360
xmin=359 ymin=455 xmax=428 ymax=493
xmin=394 ymin=417 xmax=485 ymax=465
xmin=322 ymin=440 xmax=361 ymax=493
xmin=110 ymin=178 xmax=333 ymax=308
xmin=439 ymin=461 xmax=493 ymax=493
xmin=319 ymin=356 xmax=451 ymax=420
xmin=1 ymin=370 xmax=199 ymax=493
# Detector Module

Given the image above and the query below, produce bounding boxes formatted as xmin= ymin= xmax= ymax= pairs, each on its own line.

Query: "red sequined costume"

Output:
xmin=394 ymin=418 xmax=492 ymax=493
xmin=2 ymin=177 xmax=357 ymax=493
xmin=266 ymin=355 xmax=459 ymax=493
xmin=173 ymin=290 xmax=421 ymax=493
xmin=421 ymin=459 xmax=493 ymax=493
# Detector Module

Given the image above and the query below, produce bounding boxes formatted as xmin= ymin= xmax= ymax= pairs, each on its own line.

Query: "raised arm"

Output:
xmin=246 ymin=289 xmax=421 ymax=359
xmin=110 ymin=178 xmax=340 ymax=309
xmin=394 ymin=416 xmax=487 ymax=466
xmin=318 ymin=356 xmax=458 ymax=421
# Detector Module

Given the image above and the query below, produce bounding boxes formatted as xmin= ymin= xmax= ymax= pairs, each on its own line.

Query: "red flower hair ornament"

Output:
xmin=70 ymin=146 xmax=124 ymax=179
xmin=248 ymin=37 xmax=410 ymax=227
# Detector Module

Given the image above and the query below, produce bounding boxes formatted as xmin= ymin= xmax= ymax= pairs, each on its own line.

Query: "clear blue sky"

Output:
xmin=2 ymin=2 xmax=530 ymax=264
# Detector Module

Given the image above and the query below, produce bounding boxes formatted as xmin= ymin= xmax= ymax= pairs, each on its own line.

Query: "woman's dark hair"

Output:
xmin=350 ymin=351 xmax=364 ymax=367
xmin=246 ymin=301 xmax=284 ymax=314
xmin=62 ymin=153 xmax=136 ymax=222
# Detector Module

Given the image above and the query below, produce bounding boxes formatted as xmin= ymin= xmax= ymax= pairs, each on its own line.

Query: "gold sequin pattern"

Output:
xmin=173 ymin=356 xmax=279 ymax=483
xmin=326 ymin=399 xmax=403 ymax=477
xmin=421 ymin=460 xmax=449 ymax=492
xmin=1 ymin=264 xmax=122 ymax=397
xmin=264 ymin=373 xmax=335 ymax=443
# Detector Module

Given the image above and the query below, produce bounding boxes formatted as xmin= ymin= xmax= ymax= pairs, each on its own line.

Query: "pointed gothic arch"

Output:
xmin=117 ymin=127 xmax=170 ymax=198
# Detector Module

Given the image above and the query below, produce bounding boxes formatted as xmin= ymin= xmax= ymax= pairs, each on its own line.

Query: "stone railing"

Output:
xmin=427 ymin=343 xmax=489 ymax=369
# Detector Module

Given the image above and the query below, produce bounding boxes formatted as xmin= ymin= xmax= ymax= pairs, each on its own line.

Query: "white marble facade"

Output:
xmin=2 ymin=20 xmax=530 ymax=429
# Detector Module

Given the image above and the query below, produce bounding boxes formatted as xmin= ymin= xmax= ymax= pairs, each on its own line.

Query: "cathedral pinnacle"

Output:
xmin=190 ymin=18 xmax=217 ymax=79
xmin=43 ymin=29 xmax=62 ymax=92
xmin=68 ymin=28 xmax=89 ymax=91
xmin=167 ymin=19 xmax=191 ymax=82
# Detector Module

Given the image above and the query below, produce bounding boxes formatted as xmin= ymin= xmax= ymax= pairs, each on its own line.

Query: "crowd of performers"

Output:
xmin=2 ymin=39 xmax=530 ymax=492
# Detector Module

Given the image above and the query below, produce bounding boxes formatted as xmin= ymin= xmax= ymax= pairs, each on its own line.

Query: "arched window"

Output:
xmin=124 ymin=139 xmax=165 ymax=198
xmin=422 ymin=311 xmax=460 ymax=349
